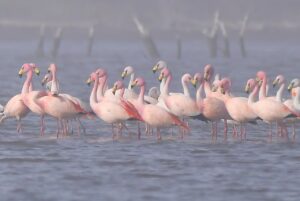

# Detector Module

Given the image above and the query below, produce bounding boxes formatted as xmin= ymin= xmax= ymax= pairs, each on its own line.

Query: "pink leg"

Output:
xmin=138 ymin=122 xmax=141 ymax=140
xmin=157 ymin=128 xmax=162 ymax=141
xmin=223 ymin=119 xmax=228 ymax=137
xmin=40 ymin=115 xmax=45 ymax=136
xmin=269 ymin=123 xmax=273 ymax=141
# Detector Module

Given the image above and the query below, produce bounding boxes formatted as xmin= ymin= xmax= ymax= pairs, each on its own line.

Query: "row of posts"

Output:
xmin=36 ymin=25 xmax=95 ymax=58
xmin=35 ymin=14 xmax=248 ymax=59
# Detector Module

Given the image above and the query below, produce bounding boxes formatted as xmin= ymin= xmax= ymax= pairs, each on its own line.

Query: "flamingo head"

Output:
xmin=153 ymin=60 xmax=167 ymax=73
xmin=191 ymin=73 xmax=202 ymax=88
xmin=148 ymin=87 xmax=160 ymax=99
xmin=121 ymin=66 xmax=134 ymax=79
xmin=288 ymin=78 xmax=300 ymax=92
xmin=131 ymin=77 xmax=145 ymax=88
xmin=86 ymin=72 xmax=98 ymax=86
xmin=112 ymin=80 xmax=124 ymax=95
xmin=272 ymin=75 xmax=285 ymax=88
xmin=41 ymin=73 xmax=52 ymax=86
xmin=203 ymin=64 xmax=214 ymax=81
xmin=18 ymin=63 xmax=40 ymax=77
xmin=95 ymin=68 xmax=107 ymax=78
xmin=256 ymin=71 xmax=266 ymax=85
xmin=47 ymin=63 xmax=57 ymax=74
xmin=158 ymin=67 xmax=170 ymax=82
xmin=245 ymin=78 xmax=257 ymax=94
xmin=182 ymin=73 xmax=192 ymax=84
xmin=219 ymin=78 xmax=231 ymax=94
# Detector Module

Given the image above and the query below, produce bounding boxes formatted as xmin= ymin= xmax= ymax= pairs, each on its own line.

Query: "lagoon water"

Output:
xmin=0 ymin=38 xmax=300 ymax=201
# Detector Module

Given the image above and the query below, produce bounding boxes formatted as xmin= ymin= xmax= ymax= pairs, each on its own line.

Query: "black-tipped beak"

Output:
xmin=287 ymin=84 xmax=293 ymax=92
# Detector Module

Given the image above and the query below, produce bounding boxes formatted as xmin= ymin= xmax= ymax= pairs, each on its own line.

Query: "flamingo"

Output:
xmin=41 ymin=71 xmax=92 ymax=135
xmin=130 ymin=77 xmax=189 ymax=140
xmin=86 ymin=70 xmax=143 ymax=139
xmin=218 ymin=78 xmax=258 ymax=139
xmin=0 ymin=94 xmax=30 ymax=133
xmin=246 ymin=72 xmax=295 ymax=138
xmin=18 ymin=63 xmax=49 ymax=135
xmin=191 ymin=73 xmax=229 ymax=138
xmin=158 ymin=68 xmax=200 ymax=117
xmin=36 ymin=64 xmax=88 ymax=137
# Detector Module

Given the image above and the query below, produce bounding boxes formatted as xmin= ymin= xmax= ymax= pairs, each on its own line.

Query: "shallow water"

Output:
xmin=0 ymin=39 xmax=300 ymax=201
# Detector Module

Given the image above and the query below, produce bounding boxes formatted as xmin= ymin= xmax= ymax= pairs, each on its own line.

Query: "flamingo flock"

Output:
xmin=0 ymin=61 xmax=299 ymax=141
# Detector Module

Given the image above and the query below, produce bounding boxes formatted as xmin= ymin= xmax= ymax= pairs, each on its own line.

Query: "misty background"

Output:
xmin=1 ymin=0 xmax=300 ymax=41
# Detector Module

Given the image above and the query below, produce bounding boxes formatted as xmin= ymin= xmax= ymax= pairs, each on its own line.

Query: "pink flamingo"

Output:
xmin=191 ymin=73 xmax=229 ymax=138
xmin=247 ymin=73 xmax=295 ymax=138
xmin=218 ymin=78 xmax=258 ymax=139
xmin=86 ymin=70 xmax=143 ymax=139
xmin=41 ymin=70 xmax=92 ymax=135
xmin=121 ymin=66 xmax=158 ymax=104
xmin=131 ymin=77 xmax=189 ymax=140
xmin=37 ymin=64 xmax=88 ymax=137
xmin=0 ymin=94 xmax=30 ymax=133
xmin=18 ymin=63 xmax=48 ymax=135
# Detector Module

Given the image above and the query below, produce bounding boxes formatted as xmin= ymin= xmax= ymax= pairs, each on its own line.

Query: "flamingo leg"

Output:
xmin=223 ymin=119 xmax=228 ymax=137
xmin=40 ymin=115 xmax=45 ymax=136
xmin=157 ymin=128 xmax=162 ymax=141
xmin=292 ymin=122 xmax=296 ymax=140
xmin=138 ymin=122 xmax=141 ymax=140
xmin=269 ymin=123 xmax=273 ymax=141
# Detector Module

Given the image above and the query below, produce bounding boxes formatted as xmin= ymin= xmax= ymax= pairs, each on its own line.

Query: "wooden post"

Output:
xmin=87 ymin=25 xmax=95 ymax=56
xmin=133 ymin=17 xmax=160 ymax=60
xmin=51 ymin=27 xmax=63 ymax=58
xmin=219 ymin=21 xmax=230 ymax=58
xmin=176 ymin=34 xmax=181 ymax=60
xmin=239 ymin=14 xmax=248 ymax=58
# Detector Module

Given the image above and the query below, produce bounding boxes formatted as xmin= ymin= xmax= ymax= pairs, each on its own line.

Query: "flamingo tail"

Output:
xmin=170 ymin=113 xmax=190 ymax=131
xmin=120 ymin=99 xmax=143 ymax=121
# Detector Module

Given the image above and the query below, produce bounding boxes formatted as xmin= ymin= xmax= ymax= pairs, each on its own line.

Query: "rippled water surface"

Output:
xmin=0 ymin=39 xmax=300 ymax=201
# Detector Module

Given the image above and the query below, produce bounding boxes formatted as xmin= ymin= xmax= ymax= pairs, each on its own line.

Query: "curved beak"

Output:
xmin=288 ymin=83 xmax=294 ymax=92
xmin=158 ymin=73 xmax=164 ymax=82
xmin=191 ymin=79 xmax=197 ymax=88
xmin=272 ymin=79 xmax=278 ymax=88
xmin=41 ymin=77 xmax=47 ymax=86
xmin=245 ymin=85 xmax=250 ymax=94
xmin=18 ymin=68 xmax=24 ymax=78
xmin=256 ymin=77 xmax=263 ymax=87
xmin=220 ymin=87 xmax=225 ymax=94
xmin=152 ymin=65 xmax=158 ymax=73
xmin=121 ymin=71 xmax=127 ymax=79
xmin=131 ymin=82 xmax=137 ymax=89
xmin=34 ymin=68 xmax=40 ymax=76
xmin=112 ymin=85 xmax=117 ymax=95
xmin=86 ymin=77 xmax=92 ymax=86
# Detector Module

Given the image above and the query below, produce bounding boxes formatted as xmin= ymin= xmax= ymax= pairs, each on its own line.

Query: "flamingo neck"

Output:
xmin=90 ymin=77 xmax=99 ymax=108
xmin=128 ymin=73 xmax=135 ymax=90
xmin=276 ymin=83 xmax=285 ymax=102
xmin=204 ymin=81 xmax=211 ymax=96
xmin=259 ymin=76 xmax=267 ymax=100
xmin=97 ymin=76 xmax=107 ymax=101
xmin=181 ymin=79 xmax=190 ymax=97
xmin=196 ymin=84 xmax=204 ymax=103
xmin=159 ymin=78 xmax=166 ymax=93
xmin=162 ymin=74 xmax=172 ymax=96
xmin=138 ymin=84 xmax=145 ymax=104
xmin=248 ymin=85 xmax=259 ymax=104
xmin=50 ymin=69 xmax=59 ymax=95
xmin=21 ymin=70 xmax=33 ymax=94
